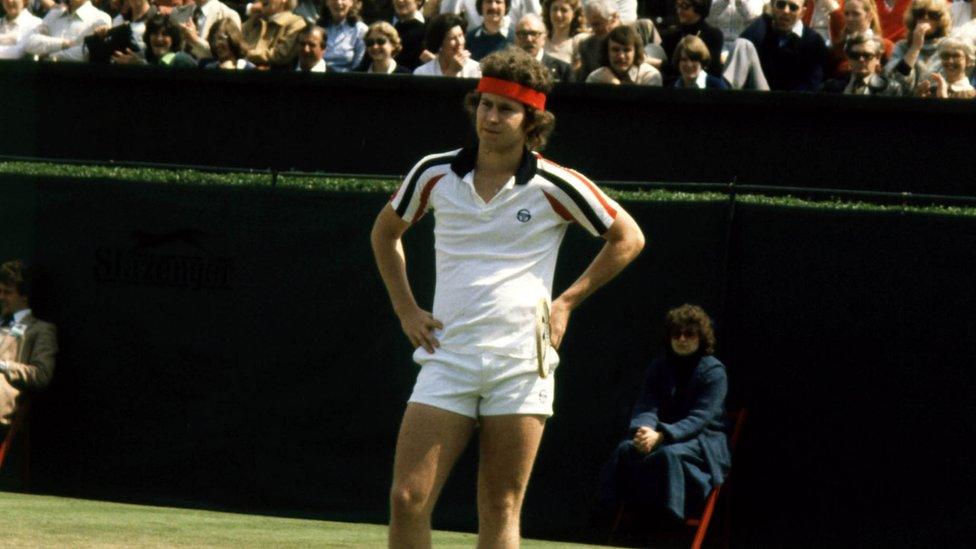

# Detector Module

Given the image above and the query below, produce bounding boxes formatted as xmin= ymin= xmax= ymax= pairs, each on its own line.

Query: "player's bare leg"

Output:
xmin=476 ymin=414 xmax=546 ymax=548
xmin=389 ymin=403 xmax=476 ymax=549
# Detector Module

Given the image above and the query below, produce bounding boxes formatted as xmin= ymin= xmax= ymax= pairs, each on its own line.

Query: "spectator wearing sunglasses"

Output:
xmin=356 ymin=20 xmax=412 ymax=72
xmin=825 ymin=0 xmax=893 ymax=79
xmin=740 ymin=0 xmax=829 ymax=90
xmin=659 ymin=0 xmax=723 ymax=83
xmin=598 ymin=305 xmax=730 ymax=538
xmin=820 ymin=32 xmax=903 ymax=94
xmin=912 ymin=36 xmax=975 ymax=97
xmin=885 ymin=0 xmax=950 ymax=90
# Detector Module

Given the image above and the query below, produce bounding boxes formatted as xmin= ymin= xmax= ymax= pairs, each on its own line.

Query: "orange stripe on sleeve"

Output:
xmin=411 ymin=174 xmax=445 ymax=224
xmin=568 ymin=168 xmax=617 ymax=219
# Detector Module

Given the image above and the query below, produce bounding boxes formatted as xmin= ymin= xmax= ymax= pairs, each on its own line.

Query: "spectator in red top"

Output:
xmin=875 ymin=0 xmax=913 ymax=41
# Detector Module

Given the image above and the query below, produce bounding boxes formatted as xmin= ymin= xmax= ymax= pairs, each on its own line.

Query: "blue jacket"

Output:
xmin=740 ymin=14 xmax=827 ymax=92
xmin=629 ymin=355 xmax=731 ymax=486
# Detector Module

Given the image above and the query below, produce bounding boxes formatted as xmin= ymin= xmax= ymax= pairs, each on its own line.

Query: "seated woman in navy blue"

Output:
xmin=672 ymin=35 xmax=731 ymax=89
xmin=601 ymin=304 xmax=731 ymax=527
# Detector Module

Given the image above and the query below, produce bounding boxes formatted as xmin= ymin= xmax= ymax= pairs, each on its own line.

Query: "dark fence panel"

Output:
xmin=5 ymin=174 xmax=976 ymax=546
xmin=2 ymin=60 xmax=975 ymax=195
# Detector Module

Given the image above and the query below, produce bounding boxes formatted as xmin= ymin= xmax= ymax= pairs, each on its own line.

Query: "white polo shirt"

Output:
xmin=390 ymin=147 xmax=620 ymax=359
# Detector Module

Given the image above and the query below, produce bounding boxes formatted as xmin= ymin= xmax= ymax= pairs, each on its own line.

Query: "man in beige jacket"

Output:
xmin=0 ymin=260 xmax=57 ymax=439
xmin=242 ymin=0 xmax=306 ymax=69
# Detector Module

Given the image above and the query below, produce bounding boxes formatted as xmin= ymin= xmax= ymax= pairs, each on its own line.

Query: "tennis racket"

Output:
xmin=535 ymin=297 xmax=551 ymax=378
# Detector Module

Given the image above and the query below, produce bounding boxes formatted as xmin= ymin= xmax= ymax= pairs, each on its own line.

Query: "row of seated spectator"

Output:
xmin=1 ymin=0 xmax=975 ymax=96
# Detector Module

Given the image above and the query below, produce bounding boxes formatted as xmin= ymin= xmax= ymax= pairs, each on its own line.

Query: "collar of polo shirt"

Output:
xmin=450 ymin=146 xmax=538 ymax=185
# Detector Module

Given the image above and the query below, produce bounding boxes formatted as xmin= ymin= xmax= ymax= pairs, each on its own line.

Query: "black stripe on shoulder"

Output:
xmin=537 ymin=166 xmax=608 ymax=234
xmin=395 ymin=154 xmax=454 ymax=218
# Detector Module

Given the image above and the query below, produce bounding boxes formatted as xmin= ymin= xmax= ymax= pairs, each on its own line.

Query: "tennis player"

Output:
xmin=371 ymin=48 xmax=645 ymax=548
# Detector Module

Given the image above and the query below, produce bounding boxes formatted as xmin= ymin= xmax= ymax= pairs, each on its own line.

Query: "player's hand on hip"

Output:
xmin=398 ymin=306 xmax=443 ymax=353
xmin=549 ymin=297 xmax=571 ymax=350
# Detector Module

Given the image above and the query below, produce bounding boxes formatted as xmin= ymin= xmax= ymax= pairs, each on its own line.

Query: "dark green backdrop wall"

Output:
xmin=3 ymin=175 xmax=975 ymax=546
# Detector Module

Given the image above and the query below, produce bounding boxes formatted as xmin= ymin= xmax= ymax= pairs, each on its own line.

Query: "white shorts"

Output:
xmin=408 ymin=346 xmax=560 ymax=419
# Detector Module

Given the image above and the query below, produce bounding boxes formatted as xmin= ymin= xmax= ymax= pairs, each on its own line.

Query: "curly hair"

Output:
xmin=144 ymin=14 xmax=183 ymax=64
xmin=463 ymin=48 xmax=556 ymax=150
xmin=663 ymin=304 xmax=716 ymax=356
xmin=0 ymin=259 xmax=30 ymax=297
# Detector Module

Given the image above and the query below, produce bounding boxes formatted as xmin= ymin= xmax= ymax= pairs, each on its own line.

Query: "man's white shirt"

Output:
xmin=390 ymin=147 xmax=619 ymax=359
xmin=0 ymin=10 xmax=42 ymax=60
xmin=25 ymin=1 xmax=111 ymax=61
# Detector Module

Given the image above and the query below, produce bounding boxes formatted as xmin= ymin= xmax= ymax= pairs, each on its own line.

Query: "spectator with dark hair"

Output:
xmin=318 ymin=0 xmax=366 ymax=71
xmin=820 ymin=31 xmax=902 ymax=93
xmin=826 ymin=0 xmax=893 ymax=79
xmin=913 ymin=36 xmax=975 ymax=97
xmin=242 ymin=0 xmax=306 ymax=68
xmin=171 ymin=0 xmax=241 ymax=61
xmin=24 ymin=0 xmax=111 ymax=61
xmin=295 ymin=23 xmax=326 ymax=70
xmin=357 ymin=20 xmax=411 ymax=72
xmin=119 ymin=13 xmax=197 ymax=68
xmin=0 ymin=0 xmax=42 ymax=59
xmin=659 ymin=0 xmax=724 ymax=82
xmin=108 ymin=0 xmax=155 ymax=55
xmin=203 ymin=16 xmax=254 ymax=68
xmin=465 ymin=0 xmax=514 ymax=60
xmin=575 ymin=0 xmax=620 ymax=80
xmin=586 ymin=24 xmax=663 ymax=84
xmin=515 ymin=13 xmax=572 ymax=81
xmin=740 ymin=0 xmax=829 ymax=91
xmin=598 ymin=304 xmax=729 ymax=540
xmin=886 ymin=0 xmax=950 ymax=90
xmin=707 ymin=0 xmax=765 ymax=53
xmin=445 ymin=0 xmax=539 ymax=30
xmin=541 ymin=0 xmax=586 ymax=65
xmin=0 ymin=260 xmax=57 ymax=441
xmin=391 ymin=0 xmax=429 ymax=70
xmin=413 ymin=12 xmax=480 ymax=76
xmin=673 ymin=34 xmax=731 ymax=87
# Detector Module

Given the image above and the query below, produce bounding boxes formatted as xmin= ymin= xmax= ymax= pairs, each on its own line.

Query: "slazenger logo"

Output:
xmin=94 ymin=230 xmax=233 ymax=290
xmin=516 ymin=209 xmax=531 ymax=223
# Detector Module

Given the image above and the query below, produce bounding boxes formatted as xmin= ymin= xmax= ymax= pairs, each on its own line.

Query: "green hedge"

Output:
xmin=2 ymin=160 xmax=973 ymax=217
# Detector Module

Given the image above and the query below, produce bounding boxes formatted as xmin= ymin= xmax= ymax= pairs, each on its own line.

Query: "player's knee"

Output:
xmin=390 ymin=484 xmax=431 ymax=519
xmin=479 ymin=488 xmax=524 ymax=521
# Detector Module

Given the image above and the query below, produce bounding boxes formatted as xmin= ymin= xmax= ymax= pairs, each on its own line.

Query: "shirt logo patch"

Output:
xmin=516 ymin=209 xmax=532 ymax=223
xmin=539 ymin=389 xmax=548 ymax=403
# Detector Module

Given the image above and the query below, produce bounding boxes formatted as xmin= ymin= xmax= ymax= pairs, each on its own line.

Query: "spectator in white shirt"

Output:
xmin=442 ymin=0 xmax=540 ymax=29
xmin=706 ymin=0 xmax=765 ymax=52
xmin=295 ymin=23 xmax=326 ymax=71
xmin=0 ymin=0 xmax=43 ymax=59
xmin=24 ymin=0 xmax=111 ymax=61
xmin=413 ymin=12 xmax=481 ymax=75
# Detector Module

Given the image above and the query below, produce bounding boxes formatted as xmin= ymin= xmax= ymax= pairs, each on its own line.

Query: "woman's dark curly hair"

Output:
xmin=145 ymin=14 xmax=183 ymax=64
xmin=463 ymin=48 xmax=556 ymax=151
xmin=663 ymin=303 xmax=716 ymax=356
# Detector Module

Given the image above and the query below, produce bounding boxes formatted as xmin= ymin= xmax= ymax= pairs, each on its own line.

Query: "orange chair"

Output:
xmin=0 ymin=398 xmax=32 ymax=489
xmin=609 ymin=408 xmax=747 ymax=549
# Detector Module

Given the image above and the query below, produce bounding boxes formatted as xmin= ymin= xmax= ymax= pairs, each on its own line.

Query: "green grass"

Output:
xmin=2 ymin=160 xmax=975 ymax=218
xmin=0 ymin=491 xmax=607 ymax=548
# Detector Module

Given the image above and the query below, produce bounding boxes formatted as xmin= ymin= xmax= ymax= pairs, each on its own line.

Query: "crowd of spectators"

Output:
xmin=2 ymin=0 xmax=976 ymax=96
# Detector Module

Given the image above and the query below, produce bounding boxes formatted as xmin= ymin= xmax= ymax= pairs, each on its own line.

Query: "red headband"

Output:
xmin=476 ymin=77 xmax=547 ymax=111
